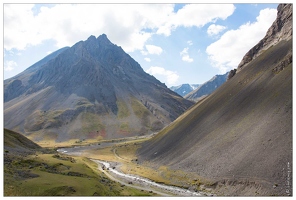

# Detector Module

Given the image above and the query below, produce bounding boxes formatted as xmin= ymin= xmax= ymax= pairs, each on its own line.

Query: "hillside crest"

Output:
xmin=237 ymin=4 xmax=292 ymax=71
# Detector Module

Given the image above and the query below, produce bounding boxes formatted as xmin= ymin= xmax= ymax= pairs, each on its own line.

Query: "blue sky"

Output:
xmin=3 ymin=3 xmax=279 ymax=87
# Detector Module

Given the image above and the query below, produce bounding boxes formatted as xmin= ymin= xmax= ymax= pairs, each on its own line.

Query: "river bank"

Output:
xmin=57 ymin=140 xmax=212 ymax=197
xmin=92 ymin=159 xmax=206 ymax=196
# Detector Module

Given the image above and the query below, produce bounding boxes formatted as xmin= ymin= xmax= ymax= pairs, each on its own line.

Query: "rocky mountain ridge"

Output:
xmin=4 ymin=34 xmax=194 ymax=143
xmin=237 ymin=4 xmax=292 ymax=72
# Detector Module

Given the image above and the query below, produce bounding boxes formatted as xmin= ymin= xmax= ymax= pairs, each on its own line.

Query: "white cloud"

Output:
xmin=145 ymin=45 xmax=163 ymax=55
xmin=144 ymin=57 xmax=151 ymax=62
xmin=4 ymin=4 xmax=174 ymax=52
xmin=187 ymin=40 xmax=193 ymax=46
xmin=4 ymin=60 xmax=17 ymax=71
xmin=206 ymin=8 xmax=277 ymax=73
xmin=4 ymin=4 xmax=235 ymax=52
xmin=4 ymin=4 xmax=36 ymax=50
xmin=146 ymin=66 xmax=179 ymax=85
xmin=141 ymin=44 xmax=163 ymax=55
xmin=180 ymin=48 xmax=193 ymax=63
xmin=207 ymin=24 xmax=227 ymax=36
xmin=157 ymin=4 xmax=235 ymax=36
xmin=141 ymin=51 xmax=148 ymax=55
xmin=182 ymin=55 xmax=194 ymax=63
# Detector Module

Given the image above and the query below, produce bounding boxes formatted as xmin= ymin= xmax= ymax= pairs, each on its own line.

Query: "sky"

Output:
xmin=3 ymin=3 xmax=280 ymax=87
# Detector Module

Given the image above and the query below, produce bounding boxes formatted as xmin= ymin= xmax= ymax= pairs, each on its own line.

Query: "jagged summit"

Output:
xmin=4 ymin=34 xmax=194 ymax=143
xmin=98 ymin=33 xmax=108 ymax=40
xmin=87 ymin=35 xmax=96 ymax=40
xmin=92 ymin=34 xmax=113 ymax=46
xmin=86 ymin=34 xmax=108 ymax=41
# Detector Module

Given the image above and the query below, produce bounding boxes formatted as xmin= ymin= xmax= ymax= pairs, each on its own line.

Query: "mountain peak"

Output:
xmin=98 ymin=33 xmax=108 ymax=39
xmin=85 ymin=34 xmax=112 ymax=47
xmin=4 ymin=32 xmax=194 ymax=142
xmin=97 ymin=33 xmax=112 ymax=44
xmin=87 ymin=35 xmax=96 ymax=41
xmin=87 ymin=34 xmax=108 ymax=41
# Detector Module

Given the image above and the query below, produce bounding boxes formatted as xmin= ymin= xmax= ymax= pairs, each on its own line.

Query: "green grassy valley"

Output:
xmin=3 ymin=129 xmax=154 ymax=196
xmin=3 ymin=3 xmax=292 ymax=197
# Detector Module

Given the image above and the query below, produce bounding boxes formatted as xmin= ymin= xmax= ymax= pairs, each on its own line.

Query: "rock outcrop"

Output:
xmin=227 ymin=69 xmax=236 ymax=80
xmin=237 ymin=4 xmax=292 ymax=71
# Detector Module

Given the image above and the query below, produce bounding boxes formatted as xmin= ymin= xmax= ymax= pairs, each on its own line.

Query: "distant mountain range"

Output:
xmin=170 ymin=72 xmax=228 ymax=102
xmin=4 ymin=34 xmax=194 ymax=144
xmin=169 ymin=84 xmax=200 ymax=97
xmin=184 ymin=72 xmax=229 ymax=102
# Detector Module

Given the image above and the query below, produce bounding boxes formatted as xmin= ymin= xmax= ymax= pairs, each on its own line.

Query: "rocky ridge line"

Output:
xmin=237 ymin=4 xmax=292 ymax=72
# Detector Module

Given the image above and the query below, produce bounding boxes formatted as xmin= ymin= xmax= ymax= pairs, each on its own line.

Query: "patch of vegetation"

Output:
xmin=4 ymin=152 xmax=153 ymax=196
xmin=81 ymin=112 xmax=105 ymax=134
xmin=42 ymin=186 xmax=77 ymax=196
xmin=25 ymin=109 xmax=66 ymax=131
xmin=117 ymin=99 xmax=130 ymax=119
xmin=4 ymin=128 xmax=42 ymax=150
xmin=4 ymin=128 xmax=153 ymax=196
xmin=52 ymin=154 xmax=76 ymax=163
xmin=45 ymin=110 xmax=64 ymax=120
xmin=120 ymin=122 xmax=130 ymax=132
xmin=131 ymin=97 xmax=150 ymax=119
xmin=75 ymin=99 xmax=93 ymax=107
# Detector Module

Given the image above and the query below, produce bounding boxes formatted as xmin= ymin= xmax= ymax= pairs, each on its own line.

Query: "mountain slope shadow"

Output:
xmin=137 ymin=4 xmax=292 ymax=196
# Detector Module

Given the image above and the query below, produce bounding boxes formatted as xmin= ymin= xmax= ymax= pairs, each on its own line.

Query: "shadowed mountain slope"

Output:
xmin=137 ymin=4 xmax=292 ymax=196
xmin=4 ymin=128 xmax=42 ymax=154
xmin=4 ymin=34 xmax=194 ymax=144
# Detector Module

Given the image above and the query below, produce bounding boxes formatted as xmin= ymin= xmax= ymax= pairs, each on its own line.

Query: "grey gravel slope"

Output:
xmin=138 ymin=38 xmax=292 ymax=196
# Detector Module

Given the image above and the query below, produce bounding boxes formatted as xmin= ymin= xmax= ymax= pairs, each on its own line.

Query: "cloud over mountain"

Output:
xmin=146 ymin=66 xmax=179 ymax=85
xmin=143 ymin=45 xmax=163 ymax=55
xmin=4 ymin=4 xmax=235 ymax=53
xmin=206 ymin=8 xmax=277 ymax=73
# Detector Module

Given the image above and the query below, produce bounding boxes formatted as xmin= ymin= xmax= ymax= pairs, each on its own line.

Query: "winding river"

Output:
xmin=57 ymin=142 xmax=209 ymax=196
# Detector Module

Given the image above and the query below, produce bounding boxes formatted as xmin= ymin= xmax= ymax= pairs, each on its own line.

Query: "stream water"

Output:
xmin=57 ymin=142 xmax=208 ymax=196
